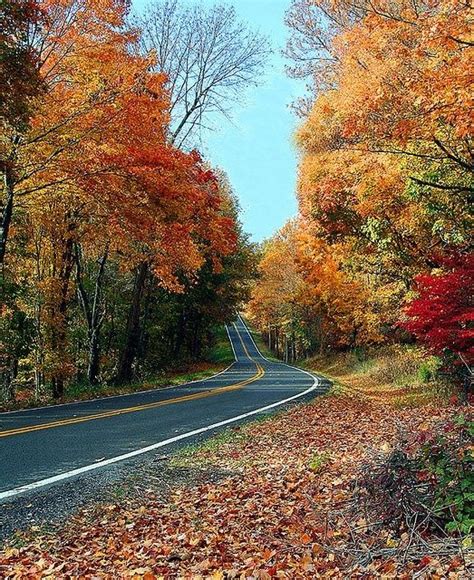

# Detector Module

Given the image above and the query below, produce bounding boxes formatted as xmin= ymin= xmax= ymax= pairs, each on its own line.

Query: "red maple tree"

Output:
xmin=401 ymin=253 xmax=474 ymax=366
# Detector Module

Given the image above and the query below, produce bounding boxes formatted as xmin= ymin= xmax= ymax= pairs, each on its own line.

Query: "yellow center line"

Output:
xmin=0 ymin=364 xmax=265 ymax=440
xmin=232 ymin=322 xmax=256 ymax=363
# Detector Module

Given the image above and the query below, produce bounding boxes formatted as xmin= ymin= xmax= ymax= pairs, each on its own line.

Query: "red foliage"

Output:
xmin=401 ymin=253 xmax=474 ymax=364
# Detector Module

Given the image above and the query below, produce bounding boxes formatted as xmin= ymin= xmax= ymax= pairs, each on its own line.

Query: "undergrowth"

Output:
xmin=302 ymin=344 xmax=454 ymax=407
xmin=1 ymin=326 xmax=233 ymax=411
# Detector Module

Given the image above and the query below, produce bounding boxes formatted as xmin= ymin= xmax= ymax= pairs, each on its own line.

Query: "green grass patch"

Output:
xmin=171 ymin=409 xmax=284 ymax=468
xmin=241 ymin=317 xmax=280 ymax=361
xmin=171 ymin=426 xmax=249 ymax=467
xmin=206 ymin=325 xmax=234 ymax=365
xmin=308 ymin=451 xmax=331 ymax=472
xmin=63 ymin=364 xmax=228 ymax=402
xmin=300 ymin=345 xmax=454 ymax=407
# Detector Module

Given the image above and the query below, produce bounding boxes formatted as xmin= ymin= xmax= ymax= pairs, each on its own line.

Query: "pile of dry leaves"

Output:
xmin=1 ymin=390 xmax=471 ymax=578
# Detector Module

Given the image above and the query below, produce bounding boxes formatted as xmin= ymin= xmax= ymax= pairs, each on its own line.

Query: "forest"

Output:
xmin=248 ymin=0 xmax=473 ymax=397
xmin=2 ymin=0 xmax=471 ymax=407
xmin=0 ymin=0 xmax=266 ymax=406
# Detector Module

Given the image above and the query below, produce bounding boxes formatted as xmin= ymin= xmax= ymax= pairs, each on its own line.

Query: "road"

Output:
xmin=0 ymin=317 xmax=328 ymax=501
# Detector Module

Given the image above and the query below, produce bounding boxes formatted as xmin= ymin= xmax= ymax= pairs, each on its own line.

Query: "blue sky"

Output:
xmin=133 ymin=0 xmax=304 ymax=242
xmin=203 ymin=0 xmax=304 ymax=242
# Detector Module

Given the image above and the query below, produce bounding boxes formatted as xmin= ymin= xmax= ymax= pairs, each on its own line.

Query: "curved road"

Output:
xmin=0 ymin=317 xmax=328 ymax=501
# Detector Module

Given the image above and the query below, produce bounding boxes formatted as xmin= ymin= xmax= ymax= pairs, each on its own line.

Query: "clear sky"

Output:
xmin=133 ymin=0 xmax=304 ymax=242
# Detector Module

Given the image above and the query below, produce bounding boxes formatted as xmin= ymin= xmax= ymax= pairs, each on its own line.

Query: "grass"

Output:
xmin=171 ymin=409 xmax=284 ymax=469
xmin=298 ymin=344 xmax=453 ymax=408
xmin=64 ymin=366 xmax=225 ymax=401
xmin=206 ymin=325 xmax=235 ymax=365
xmin=1 ymin=325 xmax=235 ymax=412
xmin=308 ymin=451 xmax=331 ymax=472
xmin=171 ymin=426 xmax=250 ymax=467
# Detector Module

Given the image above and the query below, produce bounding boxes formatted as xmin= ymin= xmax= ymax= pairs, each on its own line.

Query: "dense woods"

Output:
xmin=249 ymin=0 xmax=473 ymax=391
xmin=0 ymin=0 xmax=266 ymax=404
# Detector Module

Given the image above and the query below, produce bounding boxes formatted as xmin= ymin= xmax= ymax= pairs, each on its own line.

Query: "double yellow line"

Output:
xmin=0 ymin=324 xmax=265 ymax=439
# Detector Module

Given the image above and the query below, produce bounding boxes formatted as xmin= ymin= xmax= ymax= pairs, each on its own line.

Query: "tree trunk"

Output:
xmin=1 ymin=359 xmax=17 ymax=402
xmin=75 ymin=244 xmax=108 ymax=385
xmin=117 ymin=261 xmax=148 ymax=384
xmin=174 ymin=308 xmax=186 ymax=359
xmin=50 ymin=223 xmax=76 ymax=399
xmin=87 ymin=331 xmax=100 ymax=385
xmin=50 ymin=280 xmax=72 ymax=399
xmin=34 ymin=301 xmax=45 ymax=400
xmin=191 ymin=315 xmax=202 ymax=359
xmin=51 ymin=377 xmax=63 ymax=399
xmin=462 ymin=374 xmax=472 ymax=405
xmin=138 ymin=282 xmax=152 ymax=363
xmin=0 ymin=164 xmax=14 ymax=265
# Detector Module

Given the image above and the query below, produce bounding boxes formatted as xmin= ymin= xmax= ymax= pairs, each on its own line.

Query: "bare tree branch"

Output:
xmin=134 ymin=0 xmax=271 ymax=147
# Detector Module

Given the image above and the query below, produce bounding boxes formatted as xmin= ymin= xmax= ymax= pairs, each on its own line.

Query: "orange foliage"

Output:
xmin=270 ymin=0 xmax=473 ymax=352
xmin=248 ymin=222 xmax=384 ymax=352
xmin=2 ymin=0 xmax=238 ymax=388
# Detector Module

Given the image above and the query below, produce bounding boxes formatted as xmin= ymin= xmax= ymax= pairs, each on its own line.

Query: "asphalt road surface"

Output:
xmin=0 ymin=317 xmax=328 ymax=501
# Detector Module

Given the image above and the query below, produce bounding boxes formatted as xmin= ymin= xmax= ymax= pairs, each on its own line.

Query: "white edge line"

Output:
xmin=237 ymin=314 xmax=271 ymax=362
xmin=0 ymin=381 xmax=318 ymax=501
xmin=237 ymin=315 xmax=327 ymax=385
xmin=1 ymin=335 xmax=238 ymax=417
xmin=225 ymin=324 xmax=238 ymax=361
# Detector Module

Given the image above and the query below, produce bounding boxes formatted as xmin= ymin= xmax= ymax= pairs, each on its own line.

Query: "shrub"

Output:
xmin=400 ymin=252 xmax=474 ymax=394
xmin=418 ymin=357 xmax=441 ymax=384
xmin=309 ymin=451 xmax=330 ymax=472
xmin=359 ymin=415 xmax=473 ymax=536
xmin=421 ymin=415 xmax=474 ymax=535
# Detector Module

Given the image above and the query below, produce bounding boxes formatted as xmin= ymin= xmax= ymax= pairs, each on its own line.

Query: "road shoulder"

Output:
xmin=1 ymin=390 xmax=468 ymax=577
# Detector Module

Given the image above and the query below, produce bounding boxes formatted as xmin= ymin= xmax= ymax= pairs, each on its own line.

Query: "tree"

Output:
xmin=0 ymin=0 xmax=143 ymax=267
xmin=283 ymin=0 xmax=472 ymax=349
xmin=289 ymin=0 xmax=473 ymax=194
xmin=5 ymin=0 xmax=167 ymax=396
xmin=135 ymin=0 xmax=270 ymax=147
xmin=249 ymin=221 xmax=384 ymax=359
xmin=0 ymin=0 xmax=44 ymax=264
xmin=0 ymin=0 xmax=43 ymax=129
xmin=74 ymin=242 xmax=109 ymax=385
xmin=169 ymin=175 xmax=256 ymax=360
xmin=115 ymin=0 xmax=269 ymax=382
xmin=138 ymin=174 xmax=257 ymax=370
xmin=113 ymin=151 xmax=238 ymax=384
xmin=401 ymin=253 xmax=474 ymax=366
xmin=1 ymin=0 xmax=250 ymax=401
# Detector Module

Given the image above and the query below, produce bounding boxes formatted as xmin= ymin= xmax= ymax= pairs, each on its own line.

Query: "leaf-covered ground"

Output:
xmin=1 ymin=389 xmax=471 ymax=578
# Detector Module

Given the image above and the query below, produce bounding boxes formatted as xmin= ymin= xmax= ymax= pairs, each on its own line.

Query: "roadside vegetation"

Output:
xmin=242 ymin=318 xmax=279 ymax=362
xmin=0 ymin=324 xmax=235 ymax=411
xmin=248 ymin=0 xmax=472 ymax=400
xmin=299 ymin=345 xmax=452 ymax=408
xmin=206 ymin=326 xmax=236 ymax=367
